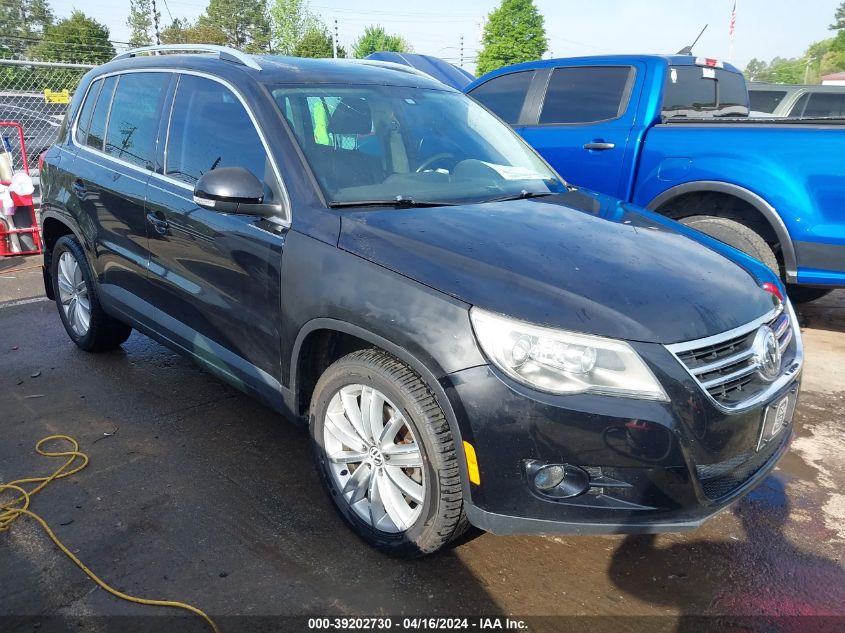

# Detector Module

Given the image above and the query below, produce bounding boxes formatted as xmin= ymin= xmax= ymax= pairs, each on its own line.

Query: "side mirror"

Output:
xmin=193 ymin=167 xmax=279 ymax=216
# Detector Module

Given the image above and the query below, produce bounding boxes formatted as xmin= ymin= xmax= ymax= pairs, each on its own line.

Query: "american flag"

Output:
xmin=729 ymin=1 xmax=737 ymax=37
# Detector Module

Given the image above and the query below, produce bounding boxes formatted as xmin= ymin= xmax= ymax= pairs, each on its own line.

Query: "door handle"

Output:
xmin=146 ymin=212 xmax=169 ymax=235
xmin=583 ymin=142 xmax=616 ymax=151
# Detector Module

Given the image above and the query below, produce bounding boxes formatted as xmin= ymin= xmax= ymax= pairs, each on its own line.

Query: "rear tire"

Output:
xmin=679 ymin=215 xmax=779 ymax=273
xmin=51 ymin=235 xmax=132 ymax=352
xmin=309 ymin=348 xmax=467 ymax=558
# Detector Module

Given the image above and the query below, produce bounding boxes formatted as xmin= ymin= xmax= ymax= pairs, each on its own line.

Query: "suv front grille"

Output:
xmin=668 ymin=307 xmax=799 ymax=410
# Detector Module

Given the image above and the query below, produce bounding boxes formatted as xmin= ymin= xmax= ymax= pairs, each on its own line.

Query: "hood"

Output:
xmin=338 ymin=189 xmax=779 ymax=344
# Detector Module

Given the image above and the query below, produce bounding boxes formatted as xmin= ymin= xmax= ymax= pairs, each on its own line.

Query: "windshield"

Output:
xmin=269 ymin=84 xmax=566 ymax=205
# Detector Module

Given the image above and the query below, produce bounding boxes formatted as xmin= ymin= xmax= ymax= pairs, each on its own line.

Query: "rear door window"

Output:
xmin=86 ymin=76 xmax=116 ymax=151
xmin=539 ymin=66 xmax=633 ymax=124
xmin=801 ymin=92 xmax=845 ymax=118
xmin=75 ymin=79 xmax=102 ymax=145
xmin=663 ymin=66 xmax=748 ymax=118
xmin=104 ymin=73 xmax=169 ymax=168
xmin=467 ymin=70 xmax=535 ymax=124
xmin=165 ymin=74 xmax=272 ymax=193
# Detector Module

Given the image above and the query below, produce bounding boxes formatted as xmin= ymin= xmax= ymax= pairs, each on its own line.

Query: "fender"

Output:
xmin=645 ymin=180 xmax=798 ymax=283
xmin=290 ymin=317 xmax=476 ymax=506
xmin=39 ymin=208 xmax=89 ymax=300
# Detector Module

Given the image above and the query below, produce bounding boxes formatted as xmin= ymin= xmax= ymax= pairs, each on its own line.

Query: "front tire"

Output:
xmin=309 ymin=349 xmax=466 ymax=557
xmin=51 ymin=235 xmax=132 ymax=352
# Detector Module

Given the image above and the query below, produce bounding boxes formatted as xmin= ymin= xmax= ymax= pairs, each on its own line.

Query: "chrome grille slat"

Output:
xmin=691 ymin=347 xmax=755 ymax=377
xmin=700 ymin=363 xmax=759 ymax=390
xmin=666 ymin=303 xmax=802 ymax=411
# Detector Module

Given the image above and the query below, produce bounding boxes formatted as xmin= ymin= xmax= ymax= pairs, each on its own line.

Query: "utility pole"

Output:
xmin=459 ymin=35 xmax=464 ymax=67
xmin=151 ymin=0 xmax=161 ymax=45
xmin=333 ymin=19 xmax=339 ymax=59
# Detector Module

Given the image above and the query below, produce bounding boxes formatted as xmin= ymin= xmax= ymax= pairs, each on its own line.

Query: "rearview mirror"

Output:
xmin=193 ymin=167 xmax=279 ymax=216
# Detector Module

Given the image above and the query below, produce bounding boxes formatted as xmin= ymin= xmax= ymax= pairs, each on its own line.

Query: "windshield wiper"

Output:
xmin=482 ymin=190 xmax=556 ymax=204
xmin=329 ymin=196 xmax=456 ymax=209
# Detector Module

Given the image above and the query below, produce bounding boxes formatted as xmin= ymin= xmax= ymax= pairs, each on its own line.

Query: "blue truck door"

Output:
xmin=517 ymin=63 xmax=643 ymax=198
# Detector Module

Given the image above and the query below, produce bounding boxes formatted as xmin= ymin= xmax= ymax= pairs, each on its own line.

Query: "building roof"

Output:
xmin=822 ymin=72 xmax=845 ymax=80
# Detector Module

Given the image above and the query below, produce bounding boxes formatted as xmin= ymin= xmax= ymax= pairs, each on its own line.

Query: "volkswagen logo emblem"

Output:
xmin=752 ymin=325 xmax=781 ymax=381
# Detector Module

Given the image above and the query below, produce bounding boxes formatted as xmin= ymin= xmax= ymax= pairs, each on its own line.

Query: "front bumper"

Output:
xmin=446 ymin=343 xmax=799 ymax=536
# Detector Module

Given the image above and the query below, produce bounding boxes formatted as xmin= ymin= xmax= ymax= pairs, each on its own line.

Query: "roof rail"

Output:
xmin=348 ymin=59 xmax=432 ymax=79
xmin=113 ymin=44 xmax=261 ymax=71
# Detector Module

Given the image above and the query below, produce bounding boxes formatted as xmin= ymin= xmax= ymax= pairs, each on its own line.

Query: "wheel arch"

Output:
xmin=40 ymin=212 xmax=85 ymax=300
xmin=646 ymin=181 xmax=798 ymax=282
xmin=290 ymin=318 xmax=473 ymax=499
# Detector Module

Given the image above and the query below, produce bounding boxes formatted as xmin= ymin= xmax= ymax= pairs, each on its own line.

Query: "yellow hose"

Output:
xmin=0 ymin=435 xmax=220 ymax=633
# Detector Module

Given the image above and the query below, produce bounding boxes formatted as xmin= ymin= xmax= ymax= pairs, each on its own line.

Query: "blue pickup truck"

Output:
xmin=465 ymin=55 xmax=845 ymax=301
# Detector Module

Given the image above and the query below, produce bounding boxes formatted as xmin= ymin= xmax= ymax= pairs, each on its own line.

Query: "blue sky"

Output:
xmin=48 ymin=0 xmax=841 ymax=73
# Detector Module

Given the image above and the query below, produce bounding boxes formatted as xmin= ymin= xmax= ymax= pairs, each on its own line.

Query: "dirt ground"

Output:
xmin=1 ymin=255 xmax=844 ymax=633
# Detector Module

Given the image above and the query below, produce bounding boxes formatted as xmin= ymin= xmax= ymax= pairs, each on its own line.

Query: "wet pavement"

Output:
xmin=1 ymin=256 xmax=844 ymax=632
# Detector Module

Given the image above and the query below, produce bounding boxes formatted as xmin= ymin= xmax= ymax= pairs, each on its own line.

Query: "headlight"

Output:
xmin=470 ymin=308 xmax=668 ymax=401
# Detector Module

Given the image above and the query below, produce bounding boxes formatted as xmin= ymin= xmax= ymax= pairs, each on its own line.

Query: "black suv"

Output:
xmin=40 ymin=45 xmax=803 ymax=557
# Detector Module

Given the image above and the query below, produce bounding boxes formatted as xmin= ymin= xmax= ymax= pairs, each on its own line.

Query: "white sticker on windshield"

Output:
xmin=702 ymin=67 xmax=716 ymax=79
xmin=480 ymin=161 xmax=547 ymax=181
xmin=670 ymin=68 xmax=678 ymax=84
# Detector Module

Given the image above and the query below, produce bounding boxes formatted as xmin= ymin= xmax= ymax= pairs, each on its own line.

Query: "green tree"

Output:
xmin=0 ymin=0 xmax=55 ymax=57
xmin=293 ymin=24 xmax=344 ymax=58
xmin=270 ymin=0 xmax=318 ymax=55
xmin=127 ymin=0 xmax=156 ymax=47
xmin=160 ymin=17 xmax=227 ymax=45
xmin=352 ymin=25 xmax=411 ymax=58
xmin=476 ymin=0 xmax=546 ymax=75
xmin=744 ymin=58 xmax=770 ymax=82
xmin=831 ymin=1 xmax=845 ymax=30
xmin=199 ymin=0 xmax=271 ymax=52
xmin=27 ymin=10 xmax=115 ymax=63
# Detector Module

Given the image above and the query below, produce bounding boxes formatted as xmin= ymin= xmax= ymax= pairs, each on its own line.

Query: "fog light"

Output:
xmin=533 ymin=464 xmax=566 ymax=490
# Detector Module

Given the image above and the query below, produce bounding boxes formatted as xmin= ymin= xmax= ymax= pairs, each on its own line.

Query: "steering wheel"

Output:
xmin=415 ymin=152 xmax=456 ymax=173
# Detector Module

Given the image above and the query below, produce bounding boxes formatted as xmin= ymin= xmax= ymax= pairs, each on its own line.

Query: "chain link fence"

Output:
xmin=0 ymin=58 xmax=94 ymax=170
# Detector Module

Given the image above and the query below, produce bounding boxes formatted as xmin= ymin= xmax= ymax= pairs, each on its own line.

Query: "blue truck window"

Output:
xmin=467 ymin=70 xmax=535 ymax=124
xmin=663 ymin=66 xmax=748 ymax=118
xmin=538 ymin=66 xmax=632 ymax=125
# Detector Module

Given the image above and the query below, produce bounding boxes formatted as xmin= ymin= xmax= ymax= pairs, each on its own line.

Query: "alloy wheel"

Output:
xmin=323 ymin=384 xmax=425 ymax=533
xmin=56 ymin=251 xmax=90 ymax=337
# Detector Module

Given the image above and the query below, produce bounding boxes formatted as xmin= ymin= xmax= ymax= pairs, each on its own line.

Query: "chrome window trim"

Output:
xmin=665 ymin=301 xmax=803 ymax=414
xmin=69 ymin=67 xmax=291 ymax=225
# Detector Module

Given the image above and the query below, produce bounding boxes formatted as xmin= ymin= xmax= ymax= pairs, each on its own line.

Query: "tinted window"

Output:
xmin=75 ymin=79 xmax=101 ymax=145
xmin=790 ymin=93 xmax=810 ymax=117
xmin=104 ymin=73 xmax=168 ymax=168
xmin=749 ymin=89 xmax=787 ymax=114
xmin=468 ymin=71 xmax=534 ymax=124
xmin=166 ymin=75 xmax=269 ymax=187
xmin=539 ymin=66 xmax=632 ymax=124
xmin=86 ymin=76 xmax=116 ymax=150
xmin=663 ymin=66 xmax=748 ymax=118
xmin=801 ymin=92 xmax=845 ymax=118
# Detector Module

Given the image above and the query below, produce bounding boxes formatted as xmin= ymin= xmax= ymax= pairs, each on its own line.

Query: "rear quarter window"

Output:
xmin=85 ymin=76 xmax=117 ymax=151
xmin=663 ymin=66 xmax=749 ymax=118
xmin=468 ymin=70 xmax=534 ymax=124
xmin=74 ymin=79 xmax=102 ymax=145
